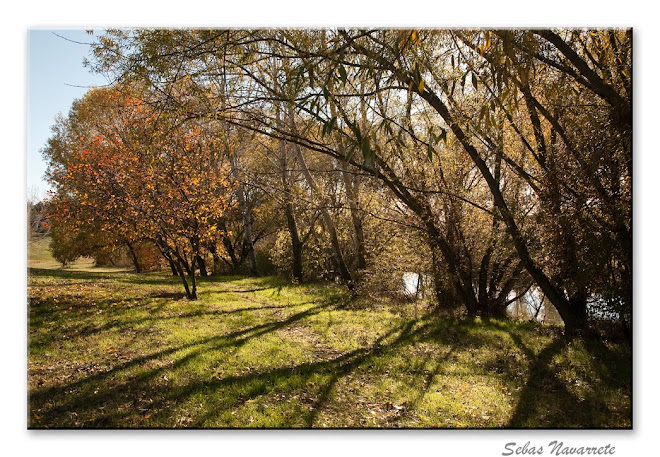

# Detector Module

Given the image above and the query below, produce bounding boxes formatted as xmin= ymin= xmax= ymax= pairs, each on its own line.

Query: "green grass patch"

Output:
xmin=28 ymin=268 xmax=631 ymax=428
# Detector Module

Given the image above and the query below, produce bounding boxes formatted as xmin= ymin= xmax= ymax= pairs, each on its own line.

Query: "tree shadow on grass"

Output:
xmin=507 ymin=335 xmax=581 ymax=427
xmin=154 ymin=316 xmax=494 ymax=428
xmin=29 ymin=276 xmax=323 ymax=352
xmin=28 ymin=289 xmax=630 ymax=429
xmin=28 ymin=267 xmax=183 ymax=287
xmin=426 ymin=318 xmax=631 ymax=429
xmin=80 ymin=318 xmax=441 ymax=428
xmin=62 ymin=301 xmax=317 ymax=341
xmin=30 ymin=308 xmax=504 ymax=428
xmin=149 ymin=292 xmax=188 ymax=300
xmin=506 ymin=331 xmax=631 ymax=428
xmin=28 ymin=267 xmax=120 ymax=281
xmin=29 ymin=297 xmax=344 ymax=427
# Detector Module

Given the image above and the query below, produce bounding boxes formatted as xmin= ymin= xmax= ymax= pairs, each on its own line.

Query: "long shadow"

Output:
xmin=506 ymin=324 xmax=632 ymax=429
xmin=28 ymin=268 xmax=305 ymax=290
xmin=28 ymin=270 xmax=310 ymax=342
xmin=196 ymin=275 xmax=291 ymax=289
xmin=28 ymin=280 xmax=117 ymax=288
xmin=64 ymin=302 xmax=313 ymax=341
xmin=395 ymin=345 xmax=458 ymax=426
xmin=30 ymin=296 xmax=629 ymax=428
xmin=28 ymin=267 xmax=131 ymax=281
xmin=304 ymin=317 xmax=461 ymax=428
xmin=166 ymin=314 xmax=487 ymax=428
xmin=580 ymin=333 xmax=632 ymax=391
xmin=57 ymin=312 xmax=497 ymax=428
xmin=507 ymin=333 xmax=608 ymax=428
xmin=29 ymin=308 xmax=407 ymax=427
xmin=302 ymin=319 xmax=419 ymax=427
xmin=29 ymin=298 xmax=340 ymax=421
xmin=222 ymin=288 xmax=272 ymax=293
xmin=109 ymin=317 xmax=434 ymax=428
xmin=28 ymin=292 xmax=172 ymax=346
xmin=28 ymin=267 xmax=184 ymax=288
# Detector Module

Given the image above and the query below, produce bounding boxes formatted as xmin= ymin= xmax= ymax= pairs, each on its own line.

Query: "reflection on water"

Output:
xmin=507 ymin=288 xmax=560 ymax=323
xmin=508 ymin=289 xmax=620 ymax=324
xmin=401 ymin=273 xmax=619 ymax=325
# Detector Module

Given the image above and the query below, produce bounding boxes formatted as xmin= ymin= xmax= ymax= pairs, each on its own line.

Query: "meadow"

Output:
xmin=28 ymin=241 xmax=631 ymax=428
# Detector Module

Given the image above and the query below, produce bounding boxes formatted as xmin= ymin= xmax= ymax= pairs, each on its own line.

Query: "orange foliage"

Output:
xmin=47 ymin=86 xmax=235 ymax=291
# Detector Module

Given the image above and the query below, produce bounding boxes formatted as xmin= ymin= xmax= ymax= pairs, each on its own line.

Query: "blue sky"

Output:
xmin=27 ymin=29 xmax=108 ymax=200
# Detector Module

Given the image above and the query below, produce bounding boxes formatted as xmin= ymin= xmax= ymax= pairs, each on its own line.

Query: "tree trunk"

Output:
xmin=343 ymin=38 xmax=589 ymax=332
xmin=168 ymin=259 xmax=179 ymax=276
xmin=275 ymin=83 xmax=305 ymax=283
xmin=155 ymin=239 xmax=178 ymax=276
xmin=288 ymin=216 xmax=304 ymax=282
xmin=125 ymin=241 xmax=142 ymax=273
xmin=283 ymin=184 xmax=304 ymax=282
xmin=340 ymin=159 xmax=367 ymax=271
xmin=426 ymin=225 xmax=477 ymax=315
xmin=189 ymin=257 xmax=198 ymax=300
xmin=477 ymin=246 xmax=494 ymax=315
xmin=429 ymin=242 xmax=449 ymax=307
xmin=231 ymin=159 xmax=258 ymax=277
xmin=415 ymin=75 xmax=585 ymax=331
xmin=211 ymin=252 xmax=223 ymax=275
xmin=196 ymin=254 xmax=208 ymax=277
xmin=217 ymin=218 xmax=239 ymax=271
xmin=287 ymin=108 xmax=353 ymax=286
xmin=174 ymin=259 xmax=193 ymax=299
xmin=218 ymin=64 xmax=258 ymax=277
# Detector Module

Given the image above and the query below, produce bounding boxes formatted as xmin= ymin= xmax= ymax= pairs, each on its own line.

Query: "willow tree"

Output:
xmin=88 ymin=29 xmax=632 ymax=331
xmin=304 ymin=29 xmax=631 ymax=332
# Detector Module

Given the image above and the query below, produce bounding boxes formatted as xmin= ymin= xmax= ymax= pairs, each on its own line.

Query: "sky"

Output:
xmin=27 ymin=29 xmax=108 ymax=200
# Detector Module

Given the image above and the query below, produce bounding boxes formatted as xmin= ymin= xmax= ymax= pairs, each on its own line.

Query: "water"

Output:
xmin=402 ymin=272 xmax=421 ymax=298
xmin=400 ymin=274 xmax=619 ymax=324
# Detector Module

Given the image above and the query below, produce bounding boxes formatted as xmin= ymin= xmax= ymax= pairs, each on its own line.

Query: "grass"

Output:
xmin=27 ymin=244 xmax=631 ymax=428
xmin=28 ymin=237 xmax=130 ymax=272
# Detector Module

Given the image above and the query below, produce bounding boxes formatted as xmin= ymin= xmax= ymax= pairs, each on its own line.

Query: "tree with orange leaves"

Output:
xmin=45 ymin=86 xmax=235 ymax=299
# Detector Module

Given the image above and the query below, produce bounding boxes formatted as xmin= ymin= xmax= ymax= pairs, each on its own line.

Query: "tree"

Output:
xmin=44 ymin=86 xmax=235 ymax=299
xmin=87 ymin=28 xmax=632 ymax=331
